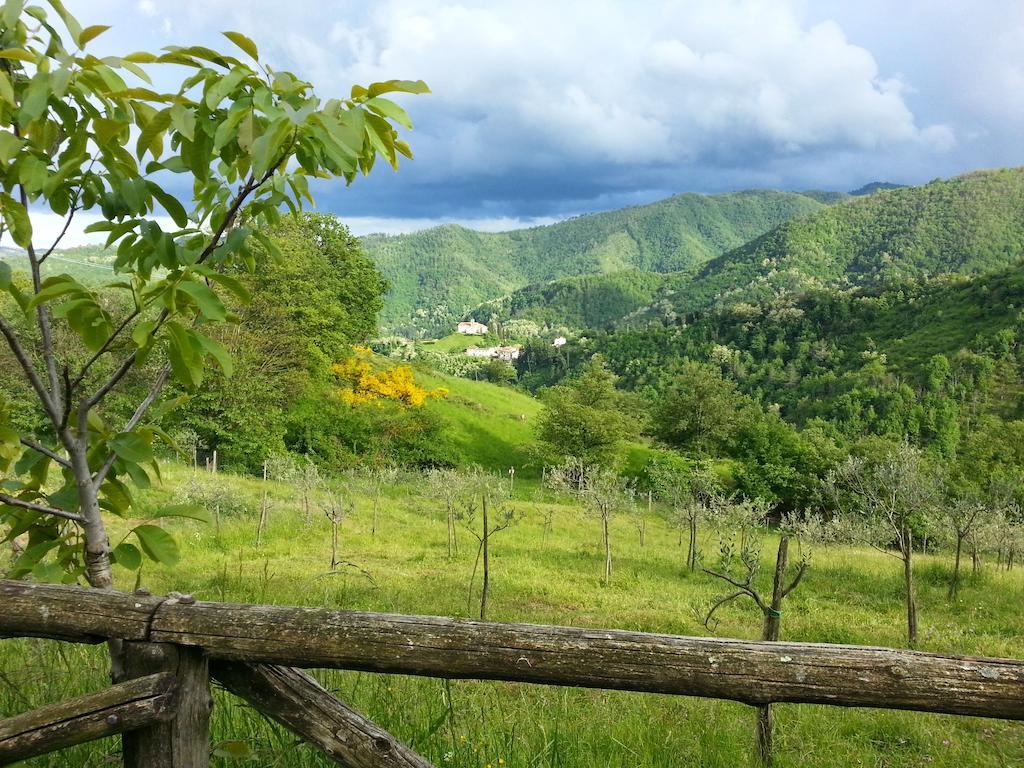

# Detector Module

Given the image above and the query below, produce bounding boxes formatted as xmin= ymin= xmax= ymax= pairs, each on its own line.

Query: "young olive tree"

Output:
xmin=702 ymin=505 xmax=819 ymax=768
xmin=825 ymin=443 xmax=940 ymax=646
xmin=550 ymin=460 xmax=632 ymax=584
xmin=461 ymin=470 xmax=519 ymax=620
xmin=938 ymin=492 xmax=988 ymax=598
xmin=428 ymin=467 xmax=467 ymax=558
xmin=0 ymin=2 xmax=427 ymax=593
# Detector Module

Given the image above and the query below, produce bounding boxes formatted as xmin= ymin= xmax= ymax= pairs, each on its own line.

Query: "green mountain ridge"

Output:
xmin=474 ymin=168 xmax=1024 ymax=333
xmin=362 ymin=189 xmax=827 ymax=335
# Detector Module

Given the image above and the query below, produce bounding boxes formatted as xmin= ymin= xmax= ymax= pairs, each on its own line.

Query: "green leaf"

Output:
xmin=170 ymin=103 xmax=196 ymax=142
xmin=364 ymin=97 xmax=413 ymax=130
xmin=0 ymin=70 xmax=14 ymax=105
xmin=19 ymin=70 xmax=50 ymax=124
xmin=112 ymin=542 xmax=142 ymax=570
xmin=133 ymin=524 xmax=179 ymax=566
xmin=251 ymin=117 xmax=292 ymax=177
xmin=0 ymin=260 xmax=10 ymax=291
xmin=250 ymin=230 xmax=282 ymax=263
xmin=108 ymin=432 xmax=154 ymax=464
xmin=2 ymin=0 xmax=22 ymax=29
xmin=32 ymin=561 xmax=66 ymax=584
xmin=0 ymin=49 xmax=35 ymax=62
xmin=77 ymin=24 xmax=110 ymax=47
xmin=204 ymin=272 xmax=251 ymax=304
xmin=131 ymin=319 xmax=157 ymax=349
xmin=136 ymin=108 xmax=172 ymax=161
xmin=177 ymin=279 xmax=227 ymax=321
xmin=222 ymin=31 xmax=258 ymax=61
xmin=0 ymin=131 xmax=21 ymax=162
xmin=26 ymin=275 xmax=84 ymax=310
xmin=150 ymin=504 xmax=212 ymax=524
xmin=193 ymin=331 xmax=233 ymax=377
xmin=366 ymin=79 xmax=431 ymax=97
xmin=0 ymin=192 xmax=32 ymax=249
xmin=166 ymin=321 xmax=203 ymax=389
xmin=205 ymin=67 xmax=248 ymax=110
xmin=146 ymin=182 xmax=189 ymax=227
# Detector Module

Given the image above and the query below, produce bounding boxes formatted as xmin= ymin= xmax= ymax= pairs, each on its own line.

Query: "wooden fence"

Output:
xmin=1 ymin=579 xmax=1022 ymax=766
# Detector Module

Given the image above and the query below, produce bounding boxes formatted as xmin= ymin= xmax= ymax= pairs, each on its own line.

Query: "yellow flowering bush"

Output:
xmin=332 ymin=347 xmax=448 ymax=407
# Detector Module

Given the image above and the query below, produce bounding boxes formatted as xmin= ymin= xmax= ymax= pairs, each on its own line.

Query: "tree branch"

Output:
xmin=19 ymin=438 xmax=71 ymax=469
xmin=17 ymin=179 xmax=61 ymax=411
xmin=93 ymin=364 xmax=171 ymax=489
xmin=782 ymin=561 xmax=808 ymax=598
xmin=0 ymin=315 xmax=60 ymax=426
xmin=37 ymin=203 xmax=79 ymax=264
xmin=702 ymin=590 xmax=746 ymax=631
xmin=0 ymin=493 xmax=85 ymax=524
xmin=69 ymin=309 xmax=140 ymax=394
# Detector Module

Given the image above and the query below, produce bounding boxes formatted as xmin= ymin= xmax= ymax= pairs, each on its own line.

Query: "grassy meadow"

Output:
xmin=2 ymin=465 xmax=1023 ymax=768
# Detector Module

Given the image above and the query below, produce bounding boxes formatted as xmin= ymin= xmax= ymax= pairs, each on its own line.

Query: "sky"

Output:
xmin=41 ymin=0 xmax=1024 ymax=240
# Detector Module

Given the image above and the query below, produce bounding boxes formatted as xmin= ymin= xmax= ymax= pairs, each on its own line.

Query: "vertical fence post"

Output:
xmin=119 ymin=642 xmax=211 ymax=768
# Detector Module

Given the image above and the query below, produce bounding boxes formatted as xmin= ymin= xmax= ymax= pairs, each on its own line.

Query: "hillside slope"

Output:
xmin=363 ymin=190 xmax=826 ymax=334
xmin=648 ymin=168 xmax=1024 ymax=319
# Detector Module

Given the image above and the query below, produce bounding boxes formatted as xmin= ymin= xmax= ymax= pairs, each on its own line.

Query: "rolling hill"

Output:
xmin=362 ymin=190 xmax=827 ymax=335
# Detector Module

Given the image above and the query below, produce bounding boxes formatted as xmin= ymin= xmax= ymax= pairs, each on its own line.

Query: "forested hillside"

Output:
xmin=480 ymin=168 xmax=1024 ymax=333
xmin=363 ymin=190 xmax=825 ymax=334
xmin=652 ymin=168 xmax=1024 ymax=318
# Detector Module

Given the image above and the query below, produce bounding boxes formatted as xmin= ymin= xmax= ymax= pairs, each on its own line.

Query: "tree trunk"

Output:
xmin=68 ymin=440 xmax=112 ymax=590
xmin=331 ymin=519 xmax=339 ymax=570
xmin=903 ymin=527 xmax=918 ymax=647
xmin=602 ymin=511 xmax=612 ymax=584
xmin=949 ymin=535 xmax=963 ymax=598
xmin=688 ymin=517 xmax=697 ymax=571
xmin=756 ymin=535 xmax=789 ymax=768
xmin=480 ymin=495 xmax=490 ymax=621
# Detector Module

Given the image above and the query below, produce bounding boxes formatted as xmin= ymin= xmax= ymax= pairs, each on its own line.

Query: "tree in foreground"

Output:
xmin=825 ymin=442 xmax=939 ymax=646
xmin=0 ymin=2 xmax=426 ymax=604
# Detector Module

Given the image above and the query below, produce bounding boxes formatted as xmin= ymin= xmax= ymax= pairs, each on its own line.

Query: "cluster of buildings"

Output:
xmin=455 ymin=320 xmax=566 ymax=362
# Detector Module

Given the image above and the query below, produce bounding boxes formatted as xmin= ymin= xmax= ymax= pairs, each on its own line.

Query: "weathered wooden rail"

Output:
xmin=2 ymin=578 xmax=1023 ymax=766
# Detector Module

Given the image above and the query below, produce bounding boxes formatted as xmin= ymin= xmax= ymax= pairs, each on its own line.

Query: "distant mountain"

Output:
xmin=481 ymin=169 xmax=1024 ymax=334
xmin=849 ymin=181 xmax=905 ymax=196
xmin=642 ymin=168 xmax=1024 ymax=320
xmin=361 ymin=190 xmax=827 ymax=335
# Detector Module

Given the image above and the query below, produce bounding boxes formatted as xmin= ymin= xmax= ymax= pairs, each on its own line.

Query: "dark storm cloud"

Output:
xmin=63 ymin=0 xmax=1024 ymax=235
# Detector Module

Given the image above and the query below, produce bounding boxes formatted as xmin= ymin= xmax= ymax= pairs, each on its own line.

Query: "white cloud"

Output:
xmin=2 ymin=212 xmax=177 ymax=251
xmin=340 ymin=214 xmax=565 ymax=236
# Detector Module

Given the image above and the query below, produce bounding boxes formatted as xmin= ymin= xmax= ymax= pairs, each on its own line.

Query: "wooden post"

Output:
xmin=212 ymin=661 xmax=436 ymax=767
xmin=0 ymin=673 xmax=177 ymax=764
xmin=118 ymin=642 xmax=211 ymax=768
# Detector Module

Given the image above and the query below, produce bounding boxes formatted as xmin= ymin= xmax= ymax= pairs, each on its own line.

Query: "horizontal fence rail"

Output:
xmin=0 ymin=672 xmax=177 ymax=764
xmin=2 ymin=580 xmax=1023 ymax=721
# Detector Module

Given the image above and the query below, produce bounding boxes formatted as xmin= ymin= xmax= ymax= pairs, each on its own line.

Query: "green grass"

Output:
xmin=421 ymin=333 xmax=501 ymax=353
xmin=418 ymin=368 xmax=543 ymax=473
xmin=2 ymin=466 xmax=1023 ymax=767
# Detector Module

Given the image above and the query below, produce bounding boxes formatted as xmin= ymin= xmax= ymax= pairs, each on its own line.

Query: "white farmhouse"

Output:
xmin=457 ymin=320 xmax=488 ymax=335
xmin=495 ymin=345 xmax=522 ymax=361
xmin=464 ymin=345 xmax=522 ymax=361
